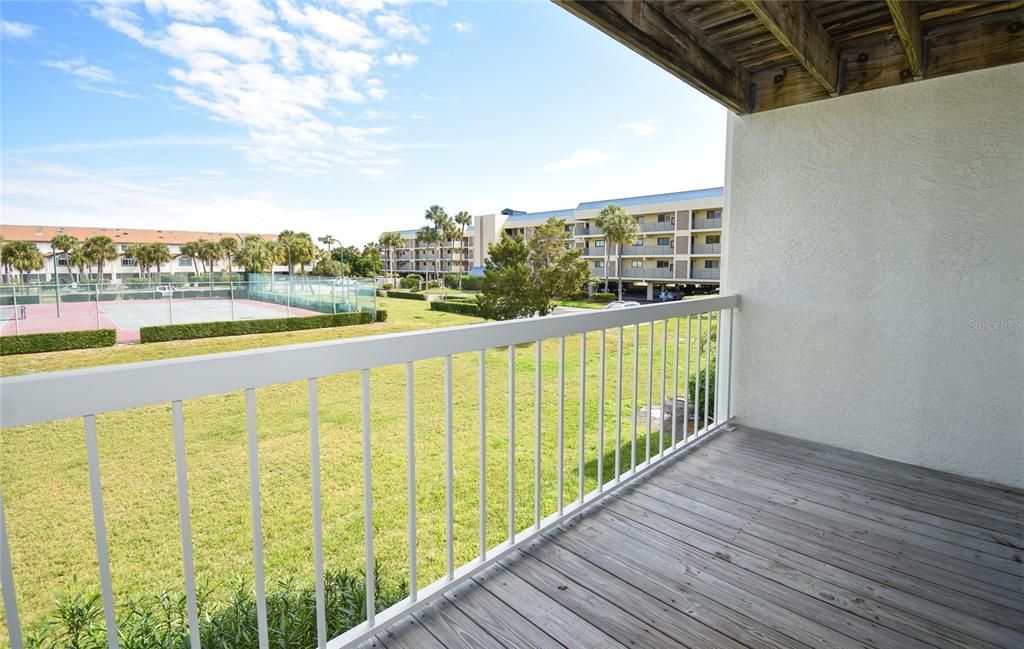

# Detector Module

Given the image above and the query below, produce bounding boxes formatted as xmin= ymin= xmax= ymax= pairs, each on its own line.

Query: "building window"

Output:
xmin=595 ymin=240 xmax=605 ymax=248
xmin=178 ymin=255 xmax=192 ymax=267
xmin=656 ymin=260 xmax=670 ymax=269
xmin=121 ymin=257 xmax=136 ymax=267
xmin=56 ymin=257 xmax=69 ymax=266
xmin=564 ymin=243 xmax=573 ymax=250
xmin=708 ymin=209 xmax=722 ymax=219
xmin=594 ymin=260 xmax=604 ymax=268
xmin=631 ymin=260 xmax=643 ymax=268
xmin=705 ymin=260 xmax=720 ymax=269
xmin=636 ymin=216 xmax=644 ymax=223
xmin=120 ymin=245 xmax=129 ymax=252
xmin=657 ymin=237 xmax=671 ymax=246
xmin=634 ymin=238 xmax=644 ymax=246
xmin=707 ymin=235 xmax=720 ymax=244
xmin=657 ymin=214 xmax=670 ymax=223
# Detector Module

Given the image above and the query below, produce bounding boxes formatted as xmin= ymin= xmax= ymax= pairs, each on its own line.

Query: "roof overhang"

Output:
xmin=553 ymin=0 xmax=1023 ymax=113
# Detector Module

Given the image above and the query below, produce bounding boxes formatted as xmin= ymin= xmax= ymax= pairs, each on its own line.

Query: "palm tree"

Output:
xmin=441 ymin=218 xmax=460 ymax=283
xmin=148 ymin=243 xmax=171 ymax=283
xmin=2 ymin=241 xmax=44 ymax=283
xmin=124 ymin=243 xmax=150 ymax=280
xmin=50 ymin=234 xmax=78 ymax=285
xmin=219 ymin=237 xmax=240 ymax=284
xmin=416 ymin=226 xmax=440 ymax=283
xmin=237 ymin=235 xmax=276 ymax=273
xmin=378 ymin=231 xmax=403 ymax=280
xmin=599 ymin=204 xmax=640 ymax=300
xmin=179 ymin=241 xmax=201 ymax=277
xmin=69 ymin=244 xmax=89 ymax=283
xmin=453 ymin=210 xmax=472 ymax=289
xmin=594 ymin=208 xmax=614 ymax=292
xmin=81 ymin=235 xmax=118 ymax=284
xmin=319 ymin=235 xmax=338 ymax=256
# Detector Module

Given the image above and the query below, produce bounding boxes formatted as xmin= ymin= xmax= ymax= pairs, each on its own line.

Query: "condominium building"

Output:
xmin=380 ymin=187 xmax=724 ymax=298
xmin=384 ymin=227 xmax=477 ymax=279
xmin=0 ymin=224 xmax=282 ymax=283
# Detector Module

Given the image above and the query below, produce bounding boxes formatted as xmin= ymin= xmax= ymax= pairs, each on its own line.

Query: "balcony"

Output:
xmin=639 ymin=220 xmax=675 ymax=232
xmin=691 ymin=268 xmax=721 ymax=280
xmin=620 ymin=244 xmax=674 ymax=256
xmin=619 ymin=267 xmax=674 ymax=279
xmin=692 ymin=218 xmax=723 ymax=230
xmin=575 ymin=223 xmax=604 ymax=236
xmin=690 ymin=243 xmax=722 ymax=255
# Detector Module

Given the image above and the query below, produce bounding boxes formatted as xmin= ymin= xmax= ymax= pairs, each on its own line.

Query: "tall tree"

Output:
xmin=124 ymin=243 xmax=150 ymax=279
xmin=477 ymin=235 xmax=534 ymax=320
xmin=218 ymin=236 xmax=240 ymax=283
xmin=1 ymin=241 xmax=44 ymax=283
xmin=453 ymin=211 xmax=472 ymax=288
xmin=193 ymin=239 xmax=221 ymax=277
xmin=237 ymin=235 xmax=276 ymax=273
xmin=599 ymin=204 xmax=640 ymax=300
xmin=69 ymin=244 xmax=89 ymax=282
xmin=277 ymin=231 xmax=316 ymax=275
xmin=179 ymin=241 xmax=201 ymax=277
xmin=416 ymin=226 xmax=440 ymax=282
xmin=440 ymin=218 xmax=460 ymax=287
xmin=378 ymin=231 xmax=403 ymax=280
xmin=148 ymin=242 xmax=172 ymax=282
xmin=81 ymin=235 xmax=118 ymax=284
xmin=50 ymin=234 xmax=78 ymax=285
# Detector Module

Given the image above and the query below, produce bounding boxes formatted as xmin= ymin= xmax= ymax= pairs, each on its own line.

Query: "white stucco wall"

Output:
xmin=723 ymin=63 xmax=1024 ymax=488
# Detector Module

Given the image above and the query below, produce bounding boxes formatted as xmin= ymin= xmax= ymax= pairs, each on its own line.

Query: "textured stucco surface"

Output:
xmin=723 ymin=64 xmax=1024 ymax=488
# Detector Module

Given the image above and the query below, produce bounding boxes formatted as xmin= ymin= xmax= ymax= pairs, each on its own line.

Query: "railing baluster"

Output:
xmin=534 ymin=341 xmax=541 ymax=530
xmin=685 ymin=315 xmax=693 ymax=442
xmin=172 ymin=401 xmax=201 ymax=649
xmin=478 ymin=351 xmax=486 ymax=561
xmin=84 ymin=414 xmax=119 ymax=649
xmin=672 ymin=318 xmax=680 ymax=449
xmin=307 ymin=381 xmax=327 ymax=649
xmin=360 ymin=371 xmax=375 ymax=626
xmin=597 ymin=328 xmax=606 ymax=490
xmin=245 ymin=389 xmax=269 ymax=649
xmin=445 ymin=356 xmax=454 ymax=580
xmin=694 ymin=314 xmax=702 ymax=437
xmin=508 ymin=345 xmax=516 ymax=542
xmin=632 ymin=324 xmax=639 ymax=470
xmin=715 ymin=310 xmax=723 ymax=425
xmin=406 ymin=362 xmax=417 ymax=599
xmin=0 ymin=485 xmax=23 ymax=649
xmin=660 ymin=319 xmax=667 ymax=457
xmin=577 ymin=334 xmax=586 ymax=504
xmin=615 ymin=326 xmax=623 ymax=481
xmin=725 ymin=308 xmax=734 ymax=421
xmin=704 ymin=311 xmax=712 ymax=433
xmin=557 ymin=337 xmax=565 ymax=515
xmin=646 ymin=321 xmax=653 ymax=463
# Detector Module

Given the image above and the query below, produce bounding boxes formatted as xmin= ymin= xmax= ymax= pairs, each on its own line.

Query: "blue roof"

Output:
xmin=504 ymin=208 xmax=576 ymax=223
xmin=396 ymin=226 xmax=475 ymax=236
xmin=576 ymin=187 xmax=724 ymax=210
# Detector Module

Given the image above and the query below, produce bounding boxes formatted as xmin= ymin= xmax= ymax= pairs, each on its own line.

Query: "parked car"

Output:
xmin=603 ymin=300 xmax=640 ymax=310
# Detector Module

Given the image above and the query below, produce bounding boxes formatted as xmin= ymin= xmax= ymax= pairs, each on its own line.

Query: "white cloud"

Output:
xmin=2 ymin=20 xmax=37 ymax=39
xmin=451 ymin=22 xmax=472 ymax=33
xmin=384 ymin=52 xmax=417 ymax=67
xmin=620 ymin=119 xmax=657 ymax=137
xmin=376 ymin=13 xmax=427 ymax=43
xmin=545 ymin=149 xmax=615 ymax=171
xmin=363 ymin=109 xmax=396 ymax=119
xmin=9 ymin=136 xmax=236 ymax=155
xmin=43 ymin=57 xmax=117 ymax=83
xmin=338 ymin=126 xmax=393 ymax=142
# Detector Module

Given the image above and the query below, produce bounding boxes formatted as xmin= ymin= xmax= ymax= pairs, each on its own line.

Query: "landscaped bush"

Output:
xmin=430 ymin=300 xmax=481 ymax=316
xmin=688 ymin=361 xmax=716 ymax=418
xmin=381 ymin=283 xmax=394 ymax=290
xmin=374 ymin=309 xmax=388 ymax=322
xmin=140 ymin=312 xmax=372 ymax=343
xmin=399 ymin=274 xmax=422 ymax=290
xmin=0 ymin=294 xmax=41 ymax=306
xmin=0 ymin=329 xmax=116 ymax=356
xmin=591 ymin=292 xmax=616 ymax=303
xmin=443 ymin=274 xmax=482 ymax=290
xmin=426 ymin=280 xmax=441 ymax=289
xmin=376 ymin=289 xmax=387 ymax=297
xmin=384 ymin=290 xmax=427 ymax=301
xmin=25 ymin=565 xmax=407 ymax=649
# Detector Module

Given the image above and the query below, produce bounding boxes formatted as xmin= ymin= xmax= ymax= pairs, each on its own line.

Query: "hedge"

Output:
xmin=384 ymin=290 xmax=427 ymax=301
xmin=591 ymin=292 xmax=616 ymax=303
xmin=374 ymin=309 xmax=388 ymax=322
xmin=0 ymin=329 xmax=116 ymax=355
xmin=0 ymin=295 xmax=41 ymax=306
xmin=443 ymin=274 xmax=483 ymax=291
xmin=140 ymin=312 xmax=373 ymax=343
xmin=429 ymin=300 xmax=481 ymax=316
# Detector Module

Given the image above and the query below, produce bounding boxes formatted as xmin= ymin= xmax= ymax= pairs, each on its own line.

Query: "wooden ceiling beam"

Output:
xmin=886 ymin=0 xmax=925 ymax=78
xmin=552 ymin=0 xmax=751 ymax=113
xmin=741 ymin=0 xmax=839 ymax=95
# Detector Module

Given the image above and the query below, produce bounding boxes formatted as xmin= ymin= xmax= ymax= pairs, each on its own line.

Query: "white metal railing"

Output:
xmin=619 ymin=267 xmax=674 ymax=279
xmin=620 ymin=244 xmax=674 ymax=256
xmin=692 ymin=218 xmax=723 ymax=230
xmin=639 ymin=221 xmax=674 ymax=232
xmin=0 ymin=295 xmax=737 ymax=649
xmin=691 ymin=268 xmax=721 ymax=280
xmin=690 ymin=243 xmax=722 ymax=255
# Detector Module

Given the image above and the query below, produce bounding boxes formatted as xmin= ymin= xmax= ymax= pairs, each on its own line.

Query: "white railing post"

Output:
xmin=507 ymin=345 xmax=516 ymax=543
xmin=245 ymin=389 xmax=270 ymax=649
xmin=704 ymin=310 xmax=712 ymax=432
xmin=0 ymin=484 xmax=23 ymax=649
xmin=360 ymin=370 xmax=375 ymax=626
xmin=718 ymin=306 xmax=735 ymax=422
xmin=577 ymin=334 xmax=586 ymax=504
xmin=405 ymin=362 xmax=417 ymax=599
xmin=615 ymin=327 xmax=623 ymax=481
xmin=171 ymin=401 xmax=201 ymax=649
xmin=646 ymin=321 xmax=653 ymax=463
xmin=597 ymin=329 xmax=606 ymax=490
xmin=84 ymin=414 xmax=119 ymax=649
xmin=672 ymin=318 xmax=680 ymax=448
xmin=632 ymin=324 xmax=639 ymax=469
xmin=444 ymin=356 xmax=455 ymax=580
xmin=308 ymin=380 xmax=327 ymax=649
xmin=660 ymin=319 xmax=668 ymax=457
xmin=685 ymin=315 xmax=693 ymax=443
xmin=694 ymin=314 xmax=702 ymax=437
xmin=556 ymin=337 xmax=565 ymax=516
xmin=533 ymin=341 xmax=541 ymax=530
xmin=478 ymin=351 xmax=486 ymax=561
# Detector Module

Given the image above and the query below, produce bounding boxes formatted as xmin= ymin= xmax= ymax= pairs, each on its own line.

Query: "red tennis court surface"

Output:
xmin=2 ymin=299 xmax=320 ymax=343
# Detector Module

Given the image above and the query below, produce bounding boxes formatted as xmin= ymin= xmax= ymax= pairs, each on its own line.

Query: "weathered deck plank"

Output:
xmin=367 ymin=427 xmax=1024 ymax=649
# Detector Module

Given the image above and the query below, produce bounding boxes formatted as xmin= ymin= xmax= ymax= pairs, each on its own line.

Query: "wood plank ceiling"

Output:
xmin=553 ymin=0 xmax=1024 ymax=113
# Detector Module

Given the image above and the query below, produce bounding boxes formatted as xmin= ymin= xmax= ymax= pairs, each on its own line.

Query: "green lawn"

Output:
xmin=0 ymin=298 xmax=717 ymax=632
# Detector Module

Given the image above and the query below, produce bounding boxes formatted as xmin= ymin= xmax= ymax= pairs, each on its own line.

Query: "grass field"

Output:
xmin=0 ymin=298 xmax=717 ymax=633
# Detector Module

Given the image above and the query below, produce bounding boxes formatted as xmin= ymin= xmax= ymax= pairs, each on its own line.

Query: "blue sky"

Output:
xmin=1 ymin=1 xmax=726 ymax=245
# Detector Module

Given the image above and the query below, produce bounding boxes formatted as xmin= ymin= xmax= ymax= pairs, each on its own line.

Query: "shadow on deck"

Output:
xmin=359 ymin=426 xmax=1024 ymax=648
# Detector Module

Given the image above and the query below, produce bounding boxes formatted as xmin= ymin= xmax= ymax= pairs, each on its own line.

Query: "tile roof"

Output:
xmin=0 ymin=224 xmax=277 ymax=245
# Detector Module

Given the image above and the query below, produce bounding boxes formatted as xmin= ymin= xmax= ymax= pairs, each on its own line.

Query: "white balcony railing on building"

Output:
xmin=619 ymin=267 xmax=674 ymax=279
xmin=691 ymin=268 xmax=721 ymax=280
xmin=639 ymin=221 xmax=675 ymax=233
xmin=620 ymin=245 xmax=674 ymax=256
xmin=690 ymin=243 xmax=722 ymax=255
xmin=692 ymin=218 xmax=723 ymax=230
xmin=0 ymin=296 xmax=736 ymax=649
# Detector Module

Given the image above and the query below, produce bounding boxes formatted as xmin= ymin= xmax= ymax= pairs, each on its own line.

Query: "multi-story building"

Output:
xmin=0 ymin=224 xmax=282 ymax=283
xmin=380 ymin=187 xmax=724 ymax=299
xmin=383 ymin=226 xmax=477 ymax=279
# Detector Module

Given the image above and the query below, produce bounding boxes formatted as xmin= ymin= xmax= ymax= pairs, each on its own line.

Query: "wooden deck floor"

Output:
xmin=362 ymin=427 xmax=1024 ymax=649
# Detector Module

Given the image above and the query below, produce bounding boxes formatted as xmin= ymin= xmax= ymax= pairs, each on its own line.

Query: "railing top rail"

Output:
xmin=1 ymin=295 xmax=738 ymax=428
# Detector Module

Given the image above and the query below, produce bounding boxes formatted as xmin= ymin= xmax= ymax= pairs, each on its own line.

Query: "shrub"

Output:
xmin=426 ymin=280 xmax=441 ymax=289
xmin=139 ymin=312 xmax=372 ymax=343
xmin=375 ymin=289 xmax=387 ymax=297
xmin=399 ymin=274 xmax=422 ymax=290
xmin=591 ymin=292 xmax=615 ymax=303
xmin=688 ymin=361 xmax=716 ymax=419
xmin=384 ymin=290 xmax=427 ymax=301
xmin=443 ymin=274 xmax=482 ymax=290
xmin=374 ymin=309 xmax=388 ymax=322
xmin=25 ymin=565 xmax=407 ymax=649
xmin=430 ymin=300 xmax=481 ymax=317
xmin=0 ymin=295 xmax=41 ymax=306
xmin=381 ymin=283 xmax=394 ymax=290
xmin=1 ymin=329 xmax=116 ymax=356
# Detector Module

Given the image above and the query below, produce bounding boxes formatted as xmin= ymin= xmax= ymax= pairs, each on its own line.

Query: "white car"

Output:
xmin=603 ymin=300 xmax=641 ymax=310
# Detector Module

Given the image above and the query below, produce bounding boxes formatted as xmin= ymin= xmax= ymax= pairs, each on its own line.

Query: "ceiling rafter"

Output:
xmin=886 ymin=0 xmax=925 ymax=78
xmin=740 ymin=0 xmax=840 ymax=94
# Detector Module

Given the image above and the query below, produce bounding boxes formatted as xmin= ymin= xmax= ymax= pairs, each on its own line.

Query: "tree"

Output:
xmin=277 ymin=230 xmax=316 ymax=275
xmin=50 ymin=234 xmax=78 ymax=285
xmin=318 ymin=235 xmax=338 ymax=256
xmin=237 ymin=235 xmax=276 ymax=273
xmin=416 ymin=226 xmax=440 ymax=282
xmin=194 ymin=239 xmax=221 ymax=278
xmin=378 ymin=231 xmax=403 ymax=280
xmin=69 ymin=244 xmax=89 ymax=282
xmin=219 ymin=236 xmax=240 ymax=283
xmin=478 ymin=218 xmax=589 ymax=320
xmin=313 ymin=256 xmax=343 ymax=277
xmin=148 ymin=243 xmax=171 ymax=282
xmin=453 ymin=211 xmax=472 ymax=289
xmin=599 ymin=204 xmax=640 ymax=300
xmin=81 ymin=235 xmax=118 ymax=284
xmin=440 ymin=218 xmax=460 ymax=291
xmin=179 ymin=241 xmax=201 ymax=277
xmin=1 ymin=240 xmax=44 ymax=283
xmin=124 ymin=243 xmax=150 ymax=279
